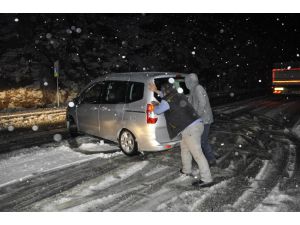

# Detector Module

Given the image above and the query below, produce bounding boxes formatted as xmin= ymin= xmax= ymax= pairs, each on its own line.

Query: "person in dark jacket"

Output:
xmin=148 ymin=81 xmax=213 ymax=186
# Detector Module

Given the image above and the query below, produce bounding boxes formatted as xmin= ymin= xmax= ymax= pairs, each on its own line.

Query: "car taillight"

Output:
xmin=273 ymin=90 xmax=282 ymax=94
xmin=146 ymin=103 xmax=158 ymax=124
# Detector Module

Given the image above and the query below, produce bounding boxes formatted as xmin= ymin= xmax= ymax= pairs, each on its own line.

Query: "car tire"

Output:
xmin=119 ymin=129 xmax=139 ymax=156
xmin=67 ymin=117 xmax=79 ymax=137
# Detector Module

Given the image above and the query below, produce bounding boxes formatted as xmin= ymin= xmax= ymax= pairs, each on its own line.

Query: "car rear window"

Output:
xmin=154 ymin=76 xmax=189 ymax=101
xmin=127 ymin=82 xmax=144 ymax=103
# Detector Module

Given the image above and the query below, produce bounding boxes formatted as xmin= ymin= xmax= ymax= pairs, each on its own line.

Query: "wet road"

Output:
xmin=0 ymin=95 xmax=300 ymax=211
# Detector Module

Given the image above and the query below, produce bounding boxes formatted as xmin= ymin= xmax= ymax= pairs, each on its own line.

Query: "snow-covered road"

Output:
xmin=0 ymin=95 xmax=300 ymax=211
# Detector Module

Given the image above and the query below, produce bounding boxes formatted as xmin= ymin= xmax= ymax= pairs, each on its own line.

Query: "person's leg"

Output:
xmin=180 ymin=135 xmax=193 ymax=174
xmin=184 ymin=123 xmax=212 ymax=183
xmin=201 ymin=124 xmax=216 ymax=162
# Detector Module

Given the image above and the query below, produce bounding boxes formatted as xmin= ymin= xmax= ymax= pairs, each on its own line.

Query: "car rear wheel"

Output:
xmin=119 ymin=129 xmax=139 ymax=156
xmin=67 ymin=117 xmax=79 ymax=137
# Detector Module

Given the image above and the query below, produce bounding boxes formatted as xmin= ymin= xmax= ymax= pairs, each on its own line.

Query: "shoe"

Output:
xmin=214 ymin=153 xmax=221 ymax=160
xmin=192 ymin=179 xmax=215 ymax=188
xmin=209 ymin=160 xmax=217 ymax=167
xmin=179 ymin=169 xmax=193 ymax=177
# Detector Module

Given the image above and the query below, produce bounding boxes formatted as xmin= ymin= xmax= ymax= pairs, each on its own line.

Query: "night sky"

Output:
xmin=0 ymin=14 xmax=299 ymax=92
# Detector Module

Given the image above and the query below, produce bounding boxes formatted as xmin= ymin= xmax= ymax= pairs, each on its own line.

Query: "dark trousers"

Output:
xmin=201 ymin=124 xmax=216 ymax=162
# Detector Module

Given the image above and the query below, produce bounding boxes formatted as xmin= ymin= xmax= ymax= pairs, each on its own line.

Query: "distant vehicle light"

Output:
xmin=274 ymin=87 xmax=284 ymax=91
xmin=273 ymin=90 xmax=282 ymax=94
xmin=273 ymin=80 xmax=300 ymax=83
xmin=164 ymin=145 xmax=172 ymax=149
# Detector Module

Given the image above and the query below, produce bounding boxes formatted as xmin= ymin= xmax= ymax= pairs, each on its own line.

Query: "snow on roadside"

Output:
xmin=0 ymin=140 xmax=122 ymax=187
xmin=292 ymin=118 xmax=300 ymax=138
xmin=78 ymin=142 xmax=118 ymax=153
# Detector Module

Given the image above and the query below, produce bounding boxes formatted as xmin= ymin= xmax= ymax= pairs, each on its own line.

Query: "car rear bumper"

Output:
xmin=138 ymin=139 xmax=180 ymax=152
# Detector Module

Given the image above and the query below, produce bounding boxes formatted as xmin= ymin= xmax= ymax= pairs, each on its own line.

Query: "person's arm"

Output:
xmin=195 ymin=85 xmax=207 ymax=117
xmin=154 ymin=100 xmax=170 ymax=115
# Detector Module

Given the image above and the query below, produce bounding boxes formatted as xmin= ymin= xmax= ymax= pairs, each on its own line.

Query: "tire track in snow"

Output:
xmin=33 ymin=160 xmax=149 ymax=211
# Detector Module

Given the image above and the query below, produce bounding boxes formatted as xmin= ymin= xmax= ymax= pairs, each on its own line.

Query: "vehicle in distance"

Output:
xmin=272 ymin=63 xmax=300 ymax=95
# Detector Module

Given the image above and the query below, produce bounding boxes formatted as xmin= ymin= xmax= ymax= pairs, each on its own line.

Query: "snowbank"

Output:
xmin=292 ymin=119 xmax=300 ymax=139
xmin=0 ymin=87 xmax=76 ymax=110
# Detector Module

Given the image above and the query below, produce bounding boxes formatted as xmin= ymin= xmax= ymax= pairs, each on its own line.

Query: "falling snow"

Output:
xmin=53 ymin=134 xmax=62 ymax=142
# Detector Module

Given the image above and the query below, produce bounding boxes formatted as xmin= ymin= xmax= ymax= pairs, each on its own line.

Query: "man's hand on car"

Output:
xmin=151 ymin=101 xmax=159 ymax=106
xmin=148 ymin=82 xmax=158 ymax=93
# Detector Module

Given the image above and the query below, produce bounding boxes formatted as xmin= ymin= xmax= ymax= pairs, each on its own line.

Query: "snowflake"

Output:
xmin=143 ymin=67 xmax=146 ymax=71
xmin=258 ymin=79 xmax=262 ymax=83
xmin=32 ymin=125 xmax=39 ymax=131
xmin=14 ymin=18 xmax=19 ymax=22
xmin=53 ymin=134 xmax=62 ymax=142
xmin=46 ymin=33 xmax=52 ymax=39
xmin=122 ymin=55 xmax=126 ymax=59
xmin=168 ymin=78 xmax=175 ymax=84
xmin=191 ymin=51 xmax=196 ymax=55
xmin=43 ymin=81 xmax=48 ymax=86
xmin=8 ymin=125 xmax=14 ymax=132
xmin=68 ymin=102 xmax=75 ymax=107
xmin=220 ymin=29 xmax=224 ymax=34
xmin=177 ymin=87 xmax=183 ymax=94
xmin=287 ymin=66 xmax=291 ymax=70
xmin=217 ymin=74 xmax=220 ymax=78
xmin=71 ymin=26 xmax=76 ymax=30
xmin=76 ymin=28 xmax=82 ymax=33
xmin=297 ymin=54 xmax=299 ymax=57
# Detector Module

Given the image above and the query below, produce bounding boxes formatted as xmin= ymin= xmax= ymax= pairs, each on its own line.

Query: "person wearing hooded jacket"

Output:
xmin=148 ymin=81 xmax=213 ymax=186
xmin=185 ymin=73 xmax=217 ymax=166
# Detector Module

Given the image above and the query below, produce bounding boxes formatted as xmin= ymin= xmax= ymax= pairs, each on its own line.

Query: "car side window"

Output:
xmin=103 ymin=81 xmax=127 ymax=104
xmin=81 ymin=82 xmax=103 ymax=104
xmin=126 ymin=82 xmax=144 ymax=103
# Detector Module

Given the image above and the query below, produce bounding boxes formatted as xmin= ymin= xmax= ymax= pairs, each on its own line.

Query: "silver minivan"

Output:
xmin=66 ymin=72 xmax=189 ymax=156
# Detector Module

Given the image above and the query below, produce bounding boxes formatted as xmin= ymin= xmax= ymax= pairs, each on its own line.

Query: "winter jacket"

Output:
xmin=162 ymin=88 xmax=201 ymax=139
xmin=185 ymin=73 xmax=214 ymax=124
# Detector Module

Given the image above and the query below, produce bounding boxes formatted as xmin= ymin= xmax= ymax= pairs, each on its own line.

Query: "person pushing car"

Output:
xmin=148 ymin=80 xmax=213 ymax=187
